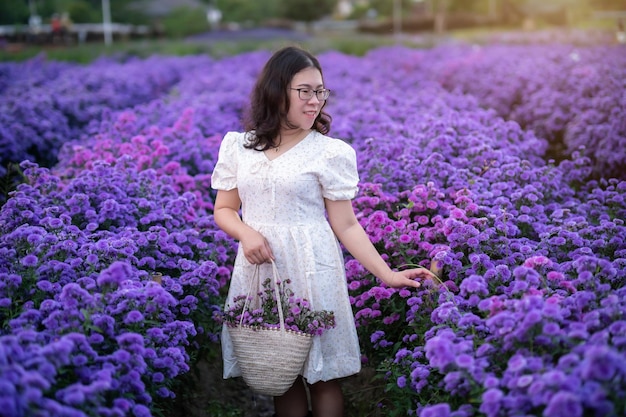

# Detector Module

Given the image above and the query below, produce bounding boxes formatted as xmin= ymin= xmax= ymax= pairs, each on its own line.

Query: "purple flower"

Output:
xmin=112 ymin=349 xmax=131 ymax=363
xmin=508 ymin=354 xmax=527 ymax=373
xmin=542 ymin=370 xmax=567 ymax=386
xmin=543 ymin=321 xmax=561 ymax=336
xmin=21 ymin=254 xmax=38 ymax=267
xmin=420 ymin=403 xmax=451 ymax=417
xmin=460 ymin=275 xmax=488 ymax=296
xmin=113 ymin=398 xmax=132 ymax=412
xmin=543 ymin=391 xmax=582 ymax=417
xmin=455 ymin=354 xmax=474 ymax=369
xmin=580 ymin=345 xmax=620 ymax=381
xmin=71 ymin=354 xmax=88 ymax=366
xmin=36 ymin=280 xmax=54 ymax=292
xmin=425 ymin=333 xmax=455 ymax=370
xmin=517 ymin=374 xmax=534 ymax=388
xmin=57 ymin=387 xmax=85 ymax=405
xmin=290 ymin=306 xmax=302 ymax=315
xmin=123 ymin=310 xmax=145 ymax=325
xmin=96 ymin=261 xmax=134 ymax=287
xmin=116 ymin=332 xmax=145 ymax=351
xmin=132 ymin=404 xmax=151 ymax=417
xmin=479 ymin=388 xmax=503 ymax=416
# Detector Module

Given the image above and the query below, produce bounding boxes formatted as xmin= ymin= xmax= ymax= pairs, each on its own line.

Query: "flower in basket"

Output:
xmin=221 ymin=278 xmax=336 ymax=336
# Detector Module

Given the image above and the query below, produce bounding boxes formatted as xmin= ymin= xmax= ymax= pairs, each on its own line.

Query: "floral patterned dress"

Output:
xmin=211 ymin=130 xmax=362 ymax=384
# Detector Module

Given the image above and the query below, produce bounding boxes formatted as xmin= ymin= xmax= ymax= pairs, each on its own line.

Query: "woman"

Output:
xmin=211 ymin=45 xmax=435 ymax=417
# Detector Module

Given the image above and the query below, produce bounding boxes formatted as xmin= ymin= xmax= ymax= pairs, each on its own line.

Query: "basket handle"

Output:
xmin=271 ymin=260 xmax=287 ymax=332
xmin=238 ymin=265 xmax=260 ymax=328
xmin=238 ymin=260 xmax=286 ymax=332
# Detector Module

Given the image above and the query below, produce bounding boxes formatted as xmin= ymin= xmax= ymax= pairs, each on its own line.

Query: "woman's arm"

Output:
xmin=325 ymin=199 xmax=435 ymax=288
xmin=214 ymin=189 xmax=274 ymax=264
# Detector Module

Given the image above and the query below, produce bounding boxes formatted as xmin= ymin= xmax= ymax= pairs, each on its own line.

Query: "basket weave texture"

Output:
xmin=229 ymin=325 xmax=312 ymax=396
xmin=228 ymin=261 xmax=313 ymax=396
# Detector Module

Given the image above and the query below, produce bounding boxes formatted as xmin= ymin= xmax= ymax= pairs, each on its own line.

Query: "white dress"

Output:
xmin=211 ymin=130 xmax=362 ymax=384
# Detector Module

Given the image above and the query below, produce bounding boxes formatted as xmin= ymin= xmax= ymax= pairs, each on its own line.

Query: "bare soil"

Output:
xmin=169 ymin=352 xmax=386 ymax=417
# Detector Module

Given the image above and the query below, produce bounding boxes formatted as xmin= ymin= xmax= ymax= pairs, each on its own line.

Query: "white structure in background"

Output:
xmin=206 ymin=6 xmax=222 ymax=30
xmin=102 ymin=0 xmax=112 ymax=45
xmin=336 ymin=0 xmax=354 ymax=17
xmin=28 ymin=14 xmax=42 ymax=34
xmin=618 ymin=25 xmax=625 ymax=43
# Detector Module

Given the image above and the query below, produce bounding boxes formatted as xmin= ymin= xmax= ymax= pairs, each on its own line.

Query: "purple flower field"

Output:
xmin=1 ymin=35 xmax=625 ymax=417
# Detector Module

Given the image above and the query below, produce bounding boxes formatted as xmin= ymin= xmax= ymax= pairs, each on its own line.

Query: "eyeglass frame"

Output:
xmin=289 ymin=87 xmax=331 ymax=101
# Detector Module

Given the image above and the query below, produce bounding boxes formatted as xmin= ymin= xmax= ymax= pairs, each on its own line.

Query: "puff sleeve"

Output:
xmin=319 ymin=139 xmax=360 ymax=201
xmin=211 ymin=131 xmax=240 ymax=191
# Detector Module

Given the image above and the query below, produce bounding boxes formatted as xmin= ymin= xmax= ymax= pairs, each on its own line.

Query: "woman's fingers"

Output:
xmin=404 ymin=276 xmax=421 ymax=288
xmin=406 ymin=267 xmax=436 ymax=280
xmin=245 ymin=247 xmax=274 ymax=265
xmin=388 ymin=267 xmax=443 ymax=289
xmin=387 ymin=270 xmax=420 ymax=288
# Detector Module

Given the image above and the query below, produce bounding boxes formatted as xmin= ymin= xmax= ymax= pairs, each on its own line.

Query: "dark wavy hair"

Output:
xmin=243 ymin=45 xmax=332 ymax=151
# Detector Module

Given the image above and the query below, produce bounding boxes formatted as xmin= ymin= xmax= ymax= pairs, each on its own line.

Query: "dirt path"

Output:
xmin=172 ymin=353 xmax=384 ymax=417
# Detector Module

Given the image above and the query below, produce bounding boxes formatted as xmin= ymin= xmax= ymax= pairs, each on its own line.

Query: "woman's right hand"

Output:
xmin=213 ymin=189 xmax=273 ymax=264
xmin=240 ymin=229 xmax=274 ymax=265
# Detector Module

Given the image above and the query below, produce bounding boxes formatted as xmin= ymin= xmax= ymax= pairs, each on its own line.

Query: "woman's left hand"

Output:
xmin=383 ymin=268 xmax=437 ymax=289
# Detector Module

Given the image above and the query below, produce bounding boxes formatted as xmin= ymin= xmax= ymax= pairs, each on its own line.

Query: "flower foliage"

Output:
xmin=220 ymin=277 xmax=336 ymax=337
xmin=1 ymin=29 xmax=625 ymax=417
xmin=0 ymin=158 xmax=235 ymax=414
xmin=0 ymin=55 xmax=211 ymax=179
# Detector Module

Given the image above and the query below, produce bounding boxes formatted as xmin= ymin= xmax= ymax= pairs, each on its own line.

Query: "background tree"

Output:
xmin=368 ymin=0 xmax=416 ymax=17
xmin=0 ymin=0 xmax=29 ymax=25
xmin=7 ymin=0 xmax=150 ymax=24
xmin=279 ymin=0 xmax=338 ymax=24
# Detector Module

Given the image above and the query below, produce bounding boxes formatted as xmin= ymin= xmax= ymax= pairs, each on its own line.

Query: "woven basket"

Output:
xmin=229 ymin=325 xmax=312 ymax=396
xmin=228 ymin=261 xmax=313 ymax=396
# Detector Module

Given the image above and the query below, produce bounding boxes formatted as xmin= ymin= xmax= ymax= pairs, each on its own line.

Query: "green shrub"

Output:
xmin=216 ymin=0 xmax=280 ymax=26
xmin=66 ymin=0 xmax=99 ymax=23
xmin=162 ymin=7 xmax=211 ymax=38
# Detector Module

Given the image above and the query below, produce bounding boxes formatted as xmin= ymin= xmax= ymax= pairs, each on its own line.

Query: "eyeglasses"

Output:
xmin=290 ymin=88 xmax=331 ymax=101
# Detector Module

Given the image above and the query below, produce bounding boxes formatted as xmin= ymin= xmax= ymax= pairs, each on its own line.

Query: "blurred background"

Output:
xmin=1 ymin=0 xmax=625 ymax=61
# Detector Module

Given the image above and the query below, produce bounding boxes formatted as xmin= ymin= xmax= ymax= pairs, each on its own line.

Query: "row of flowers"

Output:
xmin=1 ymin=35 xmax=625 ymax=416
xmin=326 ymin=45 xmax=625 ymax=416
xmin=0 ymin=54 xmax=213 ymax=179
xmin=0 ymin=154 xmax=236 ymax=415
xmin=3 ymin=41 xmax=625 ymax=183
xmin=431 ymin=44 xmax=626 ymax=179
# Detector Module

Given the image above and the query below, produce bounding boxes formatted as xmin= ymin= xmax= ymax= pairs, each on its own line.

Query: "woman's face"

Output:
xmin=285 ymin=67 xmax=325 ymax=133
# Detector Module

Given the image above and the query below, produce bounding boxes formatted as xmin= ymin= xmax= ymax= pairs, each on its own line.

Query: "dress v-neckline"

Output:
xmin=263 ymin=131 xmax=314 ymax=162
